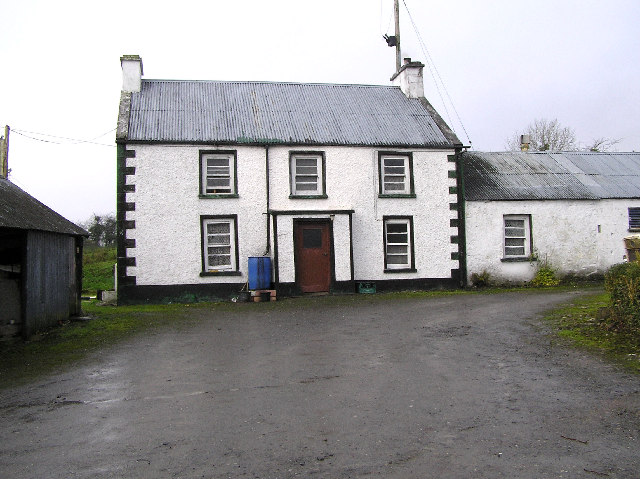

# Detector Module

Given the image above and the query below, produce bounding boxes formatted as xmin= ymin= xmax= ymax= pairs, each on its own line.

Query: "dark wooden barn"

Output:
xmin=0 ymin=178 xmax=87 ymax=339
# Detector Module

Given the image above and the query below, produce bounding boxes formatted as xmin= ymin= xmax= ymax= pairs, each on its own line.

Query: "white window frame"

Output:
xmin=200 ymin=151 xmax=236 ymax=196
xmin=503 ymin=215 xmax=531 ymax=259
xmin=379 ymin=152 xmax=414 ymax=196
xmin=289 ymin=152 xmax=326 ymax=197
xmin=383 ymin=217 xmax=414 ymax=271
xmin=201 ymin=216 xmax=238 ymax=272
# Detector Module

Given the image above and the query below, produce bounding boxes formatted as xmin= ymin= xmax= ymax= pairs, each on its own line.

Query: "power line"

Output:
xmin=11 ymin=128 xmax=117 ymax=147
xmin=401 ymin=0 xmax=472 ymax=147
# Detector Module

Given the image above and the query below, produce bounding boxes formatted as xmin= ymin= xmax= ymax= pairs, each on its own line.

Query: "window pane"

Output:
xmin=208 ymin=178 xmax=231 ymax=187
xmin=207 ymin=223 xmax=230 ymax=234
xmin=384 ymin=166 xmax=405 ymax=175
xmin=208 ymin=254 xmax=231 ymax=266
xmin=387 ymin=233 xmax=408 ymax=243
xmin=384 ymin=182 xmax=405 ymax=191
xmin=386 ymin=223 xmax=408 ymax=234
xmin=296 ymin=166 xmax=318 ymax=175
xmin=505 ymin=227 xmax=525 ymax=237
xmin=505 ymin=238 xmax=525 ymax=247
xmin=504 ymin=219 xmax=524 ymax=228
xmin=387 ymin=254 xmax=408 ymax=265
xmin=385 ymin=176 xmax=405 ymax=183
xmin=208 ymin=235 xmax=230 ymax=245
xmin=296 ymin=183 xmax=318 ymax=191
xmin=505 ymin=246 xmax=525 ymax=256
xmin=296 ymin=158 xmax=317 ymax=167
xmin=384 ymin=158 xmax=405 ymax=167
xmin=386 ymin=245 xmax=407 ymax=254
xmin=208 ymin=246 xmax=231 ymax=255
xmin=207 ymin=158 xmax=229 ymax=167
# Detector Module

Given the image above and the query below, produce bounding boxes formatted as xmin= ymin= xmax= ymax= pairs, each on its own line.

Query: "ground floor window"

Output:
xmin=201 ymin=216 xmax=239 ymax=273
xmin=503 ymin=214 xmax=531 ymax=259
xmin=628 ymin=207 xmax=640 ymax=231
xmin=383 ymin=216 xmax=415 ymax=271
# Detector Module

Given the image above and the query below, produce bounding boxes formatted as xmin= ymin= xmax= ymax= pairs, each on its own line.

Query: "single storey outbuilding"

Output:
xmin=0 ymin=178 xmax=87 ymax=339
xmin=462 ymin=151 xmax=640 ymax=284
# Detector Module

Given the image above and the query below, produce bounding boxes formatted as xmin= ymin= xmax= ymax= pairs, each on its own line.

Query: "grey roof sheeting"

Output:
xmin=463 ymin=151 xmax=640 ymax=201
xmin=0 ymin=179 xmax=87 ymax=236
xmin=122 ymin=80 xmax=460 ymax=147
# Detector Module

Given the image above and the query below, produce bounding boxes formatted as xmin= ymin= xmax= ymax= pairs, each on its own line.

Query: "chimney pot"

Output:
xmin=404 ymin=57 xmax=411 ymax=65
xmin=520 ymin=134 xmax=531 ymax=152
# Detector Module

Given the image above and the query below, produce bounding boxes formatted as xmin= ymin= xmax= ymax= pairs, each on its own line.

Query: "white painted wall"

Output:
xmin=465 ymin=199 xmax=640 ymax=284
xmin=124 ymin=144 xmax=267 ymax=286
xmin=267 ymin=145 xmax=458 ymax=282
xmin=125 ymin=143 xmax=458 ymax=288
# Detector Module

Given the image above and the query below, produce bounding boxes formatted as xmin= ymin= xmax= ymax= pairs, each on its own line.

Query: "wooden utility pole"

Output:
xmin=394 ymin=0 xmax=401 ymax=73
xmin=0 ymin=125 xmax=9 ymax=179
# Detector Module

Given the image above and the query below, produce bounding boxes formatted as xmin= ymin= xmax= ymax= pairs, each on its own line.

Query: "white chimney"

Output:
xmin=120 ymin=55 xmax=143 ymax=92
xmin=391 ymin=57 xmax=425 ymax=99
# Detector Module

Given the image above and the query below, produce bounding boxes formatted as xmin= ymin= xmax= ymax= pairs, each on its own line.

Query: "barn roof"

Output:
xmin=118 ymin=80 xmax=461 ymax=148
xmin=0 ymin=178 xmax=87 ymax=236
xmin=462 ymin=151 xmax=640 ymax=201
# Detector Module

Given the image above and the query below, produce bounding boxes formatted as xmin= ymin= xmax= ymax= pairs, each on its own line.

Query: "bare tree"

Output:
xmin=506 ymin=118 xmax=578 ymax=151
xmin=585 ymin=137 xmax=621 ymax=152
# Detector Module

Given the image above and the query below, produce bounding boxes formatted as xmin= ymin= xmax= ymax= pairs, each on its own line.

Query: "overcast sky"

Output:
xmin=1 ymin=0 xmax=639 ymax=223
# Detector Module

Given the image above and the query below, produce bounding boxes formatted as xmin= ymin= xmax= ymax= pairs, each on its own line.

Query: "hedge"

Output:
xmin=604 ymin=262 xmax=640 ymax=334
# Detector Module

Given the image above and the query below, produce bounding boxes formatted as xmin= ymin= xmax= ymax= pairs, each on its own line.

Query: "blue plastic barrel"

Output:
xmin=248 ymin=257 xmax=272 ymax=290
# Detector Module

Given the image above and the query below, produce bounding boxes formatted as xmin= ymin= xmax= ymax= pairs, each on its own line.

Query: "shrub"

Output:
xmin=531 ymin=263 xmax=560 ymax=287
xmin=470 ymin=271 xmax=491 ymax=288
xmin=604 ymin=262 xmax=640 ymax=334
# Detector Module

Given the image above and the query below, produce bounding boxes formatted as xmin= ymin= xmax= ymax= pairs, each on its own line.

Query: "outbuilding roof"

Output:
xmin=0 ymin=178 xmax=87 ymax=236
xmin=118 ymin=80 xmax=460 ymax=148
xmin=462 ymin=151 xmax=640 ymax=201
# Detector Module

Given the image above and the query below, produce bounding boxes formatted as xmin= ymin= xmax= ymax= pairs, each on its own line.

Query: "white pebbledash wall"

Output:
xmin=465 ymin=199 xmax=640 ymax=284
xmin=124 ymin=144 xmax=458 ymax=287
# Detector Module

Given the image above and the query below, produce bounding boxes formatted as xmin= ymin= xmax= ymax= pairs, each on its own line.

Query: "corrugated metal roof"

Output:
xmin=0 ymin=179 xmax=87 ymax=236
xmin=463 ymin=151 xmax=640 ymax=201
xmin=124 ymin=80 xmax=459 ymax=147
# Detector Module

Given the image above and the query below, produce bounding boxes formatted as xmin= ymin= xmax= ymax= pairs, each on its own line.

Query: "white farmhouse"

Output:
xmin=462 ymin=151 xmax=640 ymax=284
xmin=115 ymin=55 xmax=463 ymax=303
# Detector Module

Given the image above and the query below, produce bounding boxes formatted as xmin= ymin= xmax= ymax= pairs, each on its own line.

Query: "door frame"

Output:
xmin=293 ymin=218 xmax=335 ymax=293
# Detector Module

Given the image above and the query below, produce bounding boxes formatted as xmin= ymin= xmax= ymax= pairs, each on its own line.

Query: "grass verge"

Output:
xmin=543 ymin=291 xmax=640 ymax=373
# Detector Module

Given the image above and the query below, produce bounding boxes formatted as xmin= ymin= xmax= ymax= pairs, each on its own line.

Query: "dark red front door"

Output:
xmin=294 ymin=221 xmax=331 ymax=293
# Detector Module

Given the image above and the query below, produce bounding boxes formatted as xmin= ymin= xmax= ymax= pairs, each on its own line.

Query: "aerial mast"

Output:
xmin=384 ymin=0 xmax=402 ymax=74
xmin=393 ymin=0 xmax=401 ymax=73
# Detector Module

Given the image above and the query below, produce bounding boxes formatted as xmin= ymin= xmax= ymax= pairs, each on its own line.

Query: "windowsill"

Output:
xmin=384 ymin=268 xmax=417 ymax=274
xmin=200 ymin=271 xmax=243 ymax=276
xmin=501 ymin=257 xmax=537 ymax=263
xmin=199 ymin=194 xmax=239 ymax=199
xmin=289 ymin=194 xmax=328 ymax=199
xmin=378 ymin=194 xmax=416 ymax=199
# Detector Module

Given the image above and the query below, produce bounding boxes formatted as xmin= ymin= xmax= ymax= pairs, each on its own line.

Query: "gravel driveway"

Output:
xmin=0 ymin=290 xmax=638 ymax=478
